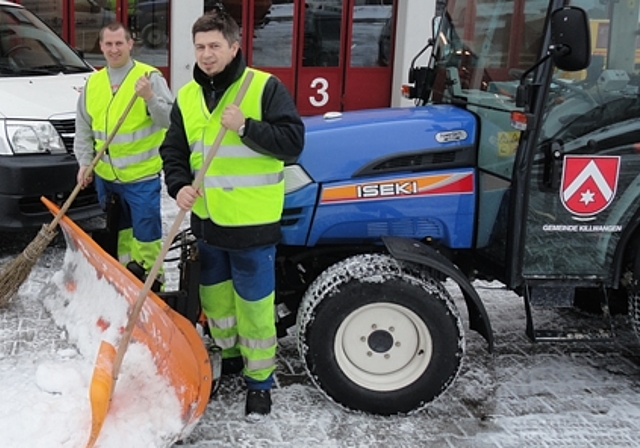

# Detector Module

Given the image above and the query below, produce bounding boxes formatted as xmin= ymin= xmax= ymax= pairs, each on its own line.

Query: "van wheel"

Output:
xmin=297 ymin=254 xmax=464 ymax=415
xmin=141 ymin=23 xmax=167 ymax=48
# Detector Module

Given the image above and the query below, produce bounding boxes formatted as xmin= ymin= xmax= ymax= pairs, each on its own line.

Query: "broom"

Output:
xmin=0 ymin=92 xmax=140 ymax=307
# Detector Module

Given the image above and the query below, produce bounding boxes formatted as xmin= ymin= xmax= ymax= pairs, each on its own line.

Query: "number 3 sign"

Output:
xmin=309 ymin=77 xmax=329 ymax=107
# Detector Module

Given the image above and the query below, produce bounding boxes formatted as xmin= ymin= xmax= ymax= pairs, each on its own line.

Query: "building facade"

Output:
xmin=14 ymin=0 xmax=434 ymax=114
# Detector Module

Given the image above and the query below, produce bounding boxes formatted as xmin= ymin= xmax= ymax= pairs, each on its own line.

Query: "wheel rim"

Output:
xmin=149 ymin=29 xmax=163 ymax=46
xmin=143 ymin=25 xmax=166 ymax=47
xmin=334 ymin=302 xmax=433 ymax=391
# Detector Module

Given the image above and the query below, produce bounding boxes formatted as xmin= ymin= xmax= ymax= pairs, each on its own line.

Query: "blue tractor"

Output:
xmin=269 ymin=0 xmax=640 ymax=415
xmin=154 ymin=0 xmax=640 ymax=416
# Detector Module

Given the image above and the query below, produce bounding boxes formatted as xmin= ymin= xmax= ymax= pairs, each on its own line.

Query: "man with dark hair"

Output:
xmin=160 ymin=10 xmax=304 ymax=421
xmin=74 ymin=21 xmax=173 ymax=289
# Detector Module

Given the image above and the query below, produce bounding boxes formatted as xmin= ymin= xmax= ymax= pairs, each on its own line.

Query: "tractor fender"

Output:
xmin=382 ymin=236 xmax=494 ymax=352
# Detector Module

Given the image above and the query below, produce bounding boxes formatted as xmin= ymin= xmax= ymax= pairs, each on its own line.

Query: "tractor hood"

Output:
xmin=299 ymin=105 xmax=478 ymax=182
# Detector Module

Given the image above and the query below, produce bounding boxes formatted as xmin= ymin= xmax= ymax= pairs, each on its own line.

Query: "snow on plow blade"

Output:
xmin=42 ymin=197 xmax=211 ymax=445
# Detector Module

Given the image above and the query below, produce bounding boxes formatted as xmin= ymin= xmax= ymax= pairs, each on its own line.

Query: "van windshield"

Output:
xmin=0 ymin=4 xmax=92 ymax=76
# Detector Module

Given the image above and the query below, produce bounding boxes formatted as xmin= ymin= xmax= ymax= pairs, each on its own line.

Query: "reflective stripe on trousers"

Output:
xmin=198 ymin=242 xmax=277 ymax=384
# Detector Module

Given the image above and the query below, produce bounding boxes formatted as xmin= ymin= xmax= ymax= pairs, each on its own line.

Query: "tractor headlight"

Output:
xmin=284 ymin=164 xmax=313 ymax=194
xmin=1 ymin=120 xmax=66 ymax=155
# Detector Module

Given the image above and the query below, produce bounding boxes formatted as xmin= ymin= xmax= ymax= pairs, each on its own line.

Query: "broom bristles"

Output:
xmin=0 ymin=224 xmax=58 ymax=308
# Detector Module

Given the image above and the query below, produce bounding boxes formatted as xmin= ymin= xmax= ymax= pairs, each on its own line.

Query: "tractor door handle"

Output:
xmin=543 ymin=141 xmax=563 ymax=189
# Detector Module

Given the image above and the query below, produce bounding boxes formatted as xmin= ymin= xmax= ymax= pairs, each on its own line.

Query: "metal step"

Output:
xmin=523 ymin=283 xmax=614 ymax=343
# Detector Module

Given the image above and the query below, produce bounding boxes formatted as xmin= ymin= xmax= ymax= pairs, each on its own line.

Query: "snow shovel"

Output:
xmin=85 ymin=70 xmax=255 ymax=448
xmin=42 ymin=196 xmax=211 ymax=448
xmin=0 ymin=91 xmax=140 ymax=308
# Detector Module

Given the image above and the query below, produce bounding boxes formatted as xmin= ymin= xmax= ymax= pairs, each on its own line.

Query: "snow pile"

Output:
xmin=0 ymin=247 xmax=185 ymax=448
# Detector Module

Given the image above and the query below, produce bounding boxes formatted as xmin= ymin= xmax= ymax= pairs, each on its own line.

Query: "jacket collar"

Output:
xmin=193 ymin=50 xmax=246 ymax=93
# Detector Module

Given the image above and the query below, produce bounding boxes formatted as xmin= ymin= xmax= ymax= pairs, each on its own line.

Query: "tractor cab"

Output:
xmin=405 ymin=0 xmax=640 ymax=340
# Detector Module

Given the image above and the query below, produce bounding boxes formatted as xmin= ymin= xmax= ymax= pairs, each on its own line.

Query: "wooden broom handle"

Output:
xmin=48 ymin=92 xmax=139 ymax=230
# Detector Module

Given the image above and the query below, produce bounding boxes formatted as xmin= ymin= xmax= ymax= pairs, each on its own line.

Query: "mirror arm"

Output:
xmin=408 ymin=39 xmax=434 ymax=82
xmin=516 ymin=52 xmax=553 ymax=108
xmin=519 ymin=52 xmax=552 ymax=85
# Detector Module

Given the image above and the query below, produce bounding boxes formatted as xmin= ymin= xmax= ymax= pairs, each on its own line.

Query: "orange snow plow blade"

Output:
xmin=42 ymin=197 xmax=211 ymax=447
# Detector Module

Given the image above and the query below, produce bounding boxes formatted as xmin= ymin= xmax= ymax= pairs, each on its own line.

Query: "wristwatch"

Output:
xmin=238 ymin=123 xmax=246 ymax=137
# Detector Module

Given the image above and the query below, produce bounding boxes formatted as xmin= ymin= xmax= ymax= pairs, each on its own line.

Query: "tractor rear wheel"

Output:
xmin=629 ymin=251 xmax=640 ymax=345
xmin=296 ymin=254 xmax=464 ymax=415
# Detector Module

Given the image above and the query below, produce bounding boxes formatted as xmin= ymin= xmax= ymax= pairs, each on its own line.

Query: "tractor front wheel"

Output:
xmin=297 ymin=254 xmax=464 ymax=415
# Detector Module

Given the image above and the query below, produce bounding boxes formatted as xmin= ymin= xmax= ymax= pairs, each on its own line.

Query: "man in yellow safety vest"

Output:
xmin=74 ymin=21 xmax=173 ymax=289
xmin=160 ymin=8 xmax=304 ymax=421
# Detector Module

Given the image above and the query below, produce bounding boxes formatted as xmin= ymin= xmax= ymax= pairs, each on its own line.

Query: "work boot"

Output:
xmin=221 ymin=356 xmax=244 ymax=376
xmin=245 ymin=390 xmax=271 ymax=422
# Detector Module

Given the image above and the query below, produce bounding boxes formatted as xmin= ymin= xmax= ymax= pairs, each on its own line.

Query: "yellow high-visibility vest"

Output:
xmin=86 ymin=61 xmax=165 ymax=182
xmin=179 ymin=68 xmax=284 ymax=226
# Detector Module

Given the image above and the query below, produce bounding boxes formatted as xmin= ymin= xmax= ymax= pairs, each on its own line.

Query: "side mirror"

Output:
xmin=549 ymin=6 xmax=591 ymax=72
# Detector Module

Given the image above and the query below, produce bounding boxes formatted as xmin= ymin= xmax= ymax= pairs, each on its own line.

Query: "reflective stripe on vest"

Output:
xmin=86 ymin=61 xmax=165 ymax=182
xmin=188 ymin=142 xmax=284 ymax=187
xmin=100 ymin=146 xmax=159 ymax=169
xmin=202 ymin=172 xmax=284 ymax=189
xmin=178 ymin=69 xmax=285 ymax=227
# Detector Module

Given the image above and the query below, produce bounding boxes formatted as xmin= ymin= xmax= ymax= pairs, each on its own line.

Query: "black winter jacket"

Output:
xmin=160 ymin=51 xmax=305 ymax=249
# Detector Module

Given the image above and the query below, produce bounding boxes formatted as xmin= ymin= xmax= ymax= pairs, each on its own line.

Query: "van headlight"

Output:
xmin=1 ymin=120 xmax=66 ymax=155
xmin=284 ymin=164 xmax=313 ymax=194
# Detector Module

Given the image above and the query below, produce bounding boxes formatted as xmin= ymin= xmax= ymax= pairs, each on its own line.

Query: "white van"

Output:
xmin=0 ymin=0 xmax=102 ymax=230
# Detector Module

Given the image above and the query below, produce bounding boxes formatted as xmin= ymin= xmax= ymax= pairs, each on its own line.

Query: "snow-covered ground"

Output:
xmin=1 ymin=187 xmax=640 ymax=447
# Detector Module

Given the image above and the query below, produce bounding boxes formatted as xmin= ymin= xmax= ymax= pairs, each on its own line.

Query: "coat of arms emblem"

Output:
xmin=560 ymin=155 xmax=620 ymax=217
